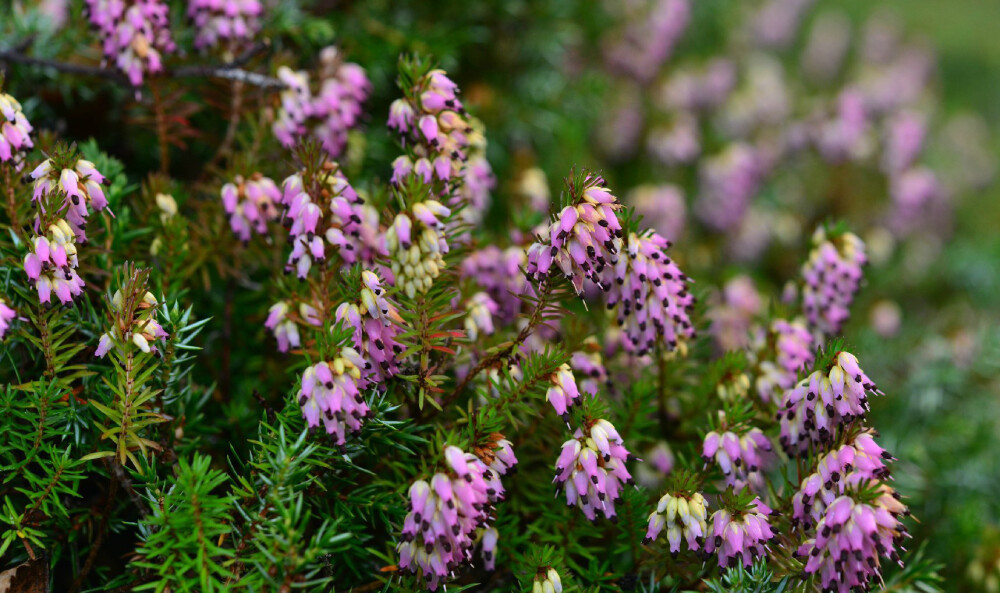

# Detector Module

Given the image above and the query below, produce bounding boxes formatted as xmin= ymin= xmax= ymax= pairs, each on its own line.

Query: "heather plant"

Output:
xmin=0 ymin=0 xmax=995 ymax=592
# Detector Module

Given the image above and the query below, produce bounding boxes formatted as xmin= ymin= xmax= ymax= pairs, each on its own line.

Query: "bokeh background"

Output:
xmin=4 ymin=0 xmax=1000 ymax=590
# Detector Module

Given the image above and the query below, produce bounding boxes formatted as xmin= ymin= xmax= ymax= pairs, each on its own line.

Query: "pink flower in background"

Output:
xmin=220 ymin=173 xmax=281 ymax=242
xmin=604 ymin=0 xmax=690 ymax=83
xmin=708 ymin=275 xmax=763 ymax=352
xmin=695 ymin=143 xmax=761 ymax=232
xmin=628 ymin=184 xmax=686 ymax=242
xmin=85 ymin=0 xmax=176 ymax=87
xmin=188 ymin=0 xmax=263 ymax=52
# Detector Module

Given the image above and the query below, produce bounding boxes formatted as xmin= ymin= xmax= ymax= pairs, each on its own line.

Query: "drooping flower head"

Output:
xmin=605 ymin=228 xmax=695 ymax=356
xmin=553 ymin=419 xmax=635 ymax=521
xmin=545 ymin=363 xmax=582 ymax=421
xmin=704 ymin=491 xmax=776 ymax=568
xmin=23 ymin=219 xmax=85 ymax=304
xmin=220 ymin=173 xmax=281 ymax=243
xmin=187 ymin=0 xmax=263 ymax=52
xmin=279 ymin=158 xmax=370 ymax=277
xmin=643 ymin=471 xmax=708 ymax=555
xmin=388 ymin=61 xmax=472 ymax=196
xmin=752 ymin=317 xmax=815 ymax=403
xmin=702 ymin=411 xmax=773 ymax=488
xmin=525 ymin=173 xmax=624 ymax=295
xmin=777 ymin=351 xmax=883 ymax=454
xmin=0 ymin=86 xmax=34 ymax=164
xmin=273 ymin=47 xmax=371 ymax=159
xmin=29 ymin=156 xmax=111 ymax=242
xmin=397 ymin=438 xmax=517 ymax=590
xmin=335 ymin=269 xmax=404 ymax=386
xmin=297 ymin=347 xmax=370 ymax=446
xmin=800 ymin=227 xmax=866 ymax=339
xmin=264 ymin=300 xmax=320 ymax=352
xmin=95 ymin=285 xmax=168 ymax=357
xmin=796 ymin=485 xmax=909 ymax=592
xmin=84 ymin=0 xmax=176 ymax=87
xmin=791 ymin=430 xmax=895 ymax=529
xmin=385 ymin=197 xmax=451 ymax=298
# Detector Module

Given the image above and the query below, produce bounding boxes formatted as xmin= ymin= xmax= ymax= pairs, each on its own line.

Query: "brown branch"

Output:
xmin=0 ymin=39 xmax=283 ymax=89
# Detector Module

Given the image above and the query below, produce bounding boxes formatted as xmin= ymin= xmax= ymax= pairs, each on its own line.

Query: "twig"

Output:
xmin=0 ymin=39 xmax=283 ymax=90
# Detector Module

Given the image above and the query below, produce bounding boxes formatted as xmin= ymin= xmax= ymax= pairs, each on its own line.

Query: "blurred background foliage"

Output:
xmin=2 ymin=0 xmax=999 ymax=590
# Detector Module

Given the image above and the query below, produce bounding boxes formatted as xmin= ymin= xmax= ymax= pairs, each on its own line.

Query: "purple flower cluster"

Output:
xmin=386 ymin=200 xmax=452 ymax=298
xmin=604 ymin=0 xmax=690 ymax=83
xmin=388 ymin=69 xmax=472 ymax=192
xmin=0 ymin=299 xmax=16 ymax=340
xmin=796 ymin=488 xmax=909 ymax=592
xmin=777 ymin=351 xmax=883 ymax=454
xmin=96 ymin=290 xmax=168 ymax=357
xmin=813 ymin=89 xmax=870 ymax=163
xmin=30 ymin=158 xmax=111 ymax=242
xmin=23 ymin=219 xmax=85 ymax=304
xmin=643 ymin=490 xmax=708 ymax=553
xmin=220 ymin=173 xmax=280 ymax=242
xmin=702 ymin=427 xmax=773 ymax=487
xmin=889 ymin=166 xmax=947 ymax=235
xmin=397 ymin=441 xmax=517 ymax=590
xmin=695 ymin=143 xmax=762 ymax=232
xmin=85 ymin=0 xmax=175 ymax=86
xmin=264 ymin=300 xmax=320 ymax=352
xmin=545 ymin=364 xmax=582 ymax=421
xmin=335 ymin=270 xmax=403 ymax=385
xmin=658 ymin=59 xmax=736 ymax=113
xmin=297 ymin=347 xmax=370 ymax=445
xmin=801 ymin=228 xmax=867 ymax=338
xmin=187 ymin=0 xmax=263 ymax=52
xmin=0 ymin=90 xmax=33 ymax=163
xmin=647 ymin=113 xmax=701 ymax=166
xmin=280 ymin=161 xmax=369 ymax=277
xmin=554 ymin=420 xmax=635 ymax=521
xmin=791 ymin=431 xmax=893 ymax=529
xmin=570 ymin=339 xmax=608 ymax=397
xmin=606 ymin=230 xmax=695 ymax=355
xmin=754 ymin=318 xmax=815 ymax=403
xmin=273 ymin=48 xmax=371 ymax=159
xmin=463 ymin=292 xmax=498 ymax=341
xmin=524 ymin=175 xmax=623 ymax=295
xmin=628 ymin=184 xmax=686 ymax=242
xmin=708 ymin=275 xmax=763 ymax=352
xmin=459 ymin=246 xmax=529 ymax=325
xmin=705 ymin=498 xmax=775 ymax=568
xmin=752 ymin=0 xmax=815 ymax=49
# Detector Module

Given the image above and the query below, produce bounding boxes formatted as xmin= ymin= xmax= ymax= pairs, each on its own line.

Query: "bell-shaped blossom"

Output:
xmin=531 ymin=568 xmax=563 ymax=593
xmin=754 ymin=318 xmax=815 ymax=403
xmin=605 ymin=230 xmax=695 ymax=355
xmin=386 ymin=200 xmax=451 ymax=298
xmin=801 ymin=228 xmax=866 ymax=339
xmin=335 ymin=269 xmax=403 ymax=385
xmin=272 ymin=47 xmax=371 ymax=159
xmin=796 ymin=489 xmax=909 ymax=592
xmin=95 ymin=289 xmax=168 ymax=357
xmin=702 ymin=427 xmax=773 ymax=487
xmin=84 ymin=0 xmax=176 ymax=86
xmin=777 ymin=351 xmax=883 ymax=454
xmin=643 ymin=491 xmax=708 ymax=554
xmin=553 ymin=420 xmax=635 ymax=521
xmin=220 ymin=173 xmax=281 ymax=242
xmin=525 ymin=174 xmax=623 ymax=295
xmin=463 ymin=292 xmax=498 ymax=342
xmin=545 ymin=364 xmax=582 ymax=421
xmin=397 ymin=440 xmax=516 ymax=590
xmin=791 ymin=430 xmax=894 ymax=529
xmin=188 ymin=0 xmax=263 ymax=51
xmin=23 ymin=219 xmax=85 ymax=304
xmin=0 ymin=89 xmax=34 ymax=163
xmin=0 ymin=299 xmax=16 ymax=340
xmin=30 ymin=158 xmax=111 ymax=242
xmin=297 ymin=348 xmax=370 ymax=446
xmin=279 ymin=161 xmax=369 ymax=277
xmin=264 ymin=300 xmax=320 ymax=352
xmin=705 ymin=498 xmax=775 ymax=568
